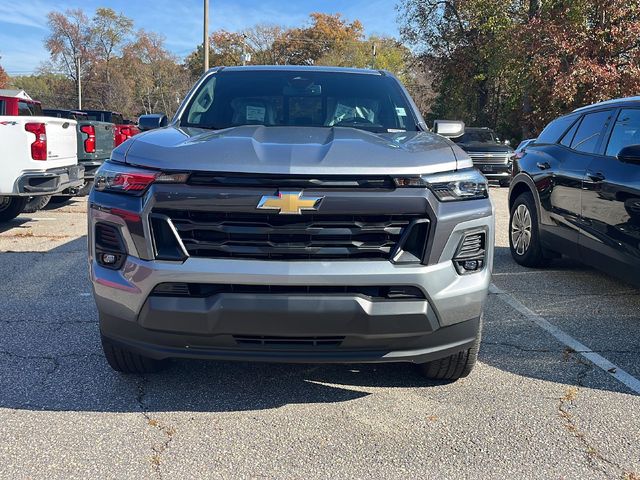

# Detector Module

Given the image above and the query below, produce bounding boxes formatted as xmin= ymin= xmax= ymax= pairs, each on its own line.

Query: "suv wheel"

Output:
xmin=509 ymin=192 xmax=551 ymax=267
xmin=419 ymin=317 xmax=482 ymax=381
xmin=0 ymin=196 xmax=28 ymax=222
xmin=101 ymin=335 xmax=168 ymax=374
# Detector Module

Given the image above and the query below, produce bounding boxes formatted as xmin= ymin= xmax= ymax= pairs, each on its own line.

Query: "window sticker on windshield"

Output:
xmin=396 ymin=107 xmax=407 ymax=117
xmin=334 ymin=104 xmax=354 ymax=121
xmin=246 ymin=106 xmax=266 ymax=122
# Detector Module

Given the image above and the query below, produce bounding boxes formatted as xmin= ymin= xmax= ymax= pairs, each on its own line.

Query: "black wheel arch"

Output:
xmin=508 ymin=173 xmax=549 ymax=225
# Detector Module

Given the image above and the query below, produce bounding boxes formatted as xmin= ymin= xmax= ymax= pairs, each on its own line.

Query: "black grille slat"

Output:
xmin=95 ymin=223 xmax=124 ymax=252
xmin=150 ymin=283 xmax=427 ymax=300
xmin=153 ymin=210 xmax=423 ymax=261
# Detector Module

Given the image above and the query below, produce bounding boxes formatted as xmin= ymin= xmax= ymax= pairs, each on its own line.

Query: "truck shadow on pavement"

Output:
xmin=0 ymin=238 xmax=637 ymax=414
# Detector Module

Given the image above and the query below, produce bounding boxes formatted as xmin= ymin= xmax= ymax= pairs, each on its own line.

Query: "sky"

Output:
xmin=0 ymin=0 xmax=401 ymax=75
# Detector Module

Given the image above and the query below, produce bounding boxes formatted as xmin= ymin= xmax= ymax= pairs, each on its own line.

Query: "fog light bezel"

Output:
xmin=452 ymin=230 xmax=487 ymax=275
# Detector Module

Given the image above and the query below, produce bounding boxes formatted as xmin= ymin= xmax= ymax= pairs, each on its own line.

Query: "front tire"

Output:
xmin=22 ymin=195 xmax=52 ymax=213
xmin=419 ymin=318 xmax=482 ymax=381
xmin=101 ymin=335 xmax=168 ymax=374
xmin=0 ymin=196 xmax=28 ymax=222
xmin=509 ymin=192 xmax=551 ymax=267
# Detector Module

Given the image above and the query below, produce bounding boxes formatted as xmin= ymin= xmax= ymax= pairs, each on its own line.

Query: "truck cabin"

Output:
xmin=0 ymin=95 xmax=43 ymax=116
xmin=43 ymin=109 xmax=88 ymax=121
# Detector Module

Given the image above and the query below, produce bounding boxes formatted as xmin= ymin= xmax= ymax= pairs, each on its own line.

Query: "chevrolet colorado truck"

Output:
xmin=90 ymin=66 xmax=494 ymax=380
xmin=43 ymin=109 xmax=115 ymax=197
xmin=0 ymin=92 xmax=84 ymax=221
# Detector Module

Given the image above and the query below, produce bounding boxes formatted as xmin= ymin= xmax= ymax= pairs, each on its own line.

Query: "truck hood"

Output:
xmin=121 ymin=125 xmax=470 ymax=175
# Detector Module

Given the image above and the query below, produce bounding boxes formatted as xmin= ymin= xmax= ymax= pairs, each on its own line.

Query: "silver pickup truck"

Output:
xmin=89 ymin=66 xmax=494 ymax=381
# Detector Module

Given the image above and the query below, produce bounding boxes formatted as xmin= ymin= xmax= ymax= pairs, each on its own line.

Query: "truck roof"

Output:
xmin=215 ymin=65 xmax=383 ymax=76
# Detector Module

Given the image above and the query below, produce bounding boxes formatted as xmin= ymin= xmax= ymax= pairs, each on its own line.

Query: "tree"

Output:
xmin=90 ymin=7 xmax=134 ymax=108
xmin=11 ymin=73 xmax=76 ymax=109
xmin=123 ymin=30 xmax=191 ymax=116
xmin=517 ymin=1 xmax=640 ymax=133
xmin=185 ymin=24 xmax=286 ymax=78
xmin=0 ymin=59 xmax=8 ymax=89
xmin=46 ymin=9 xmax=95 ymax=109
xmin=273 ymin=13 xmax=364 ymax=65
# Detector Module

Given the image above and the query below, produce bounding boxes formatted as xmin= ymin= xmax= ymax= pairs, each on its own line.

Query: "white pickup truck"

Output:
xmin=0 ymin=90 xmax=84 ymax=222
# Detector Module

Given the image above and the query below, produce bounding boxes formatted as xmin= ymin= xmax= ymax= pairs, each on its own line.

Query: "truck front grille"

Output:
xmin=468 ymin=152 xmax=512 ymax=165
xmin=151 ymin=210 xmax=425 ymax=261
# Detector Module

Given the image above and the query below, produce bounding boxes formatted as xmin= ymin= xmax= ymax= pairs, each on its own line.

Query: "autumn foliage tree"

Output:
xmin=0 ymin=62 xmax=8 ymax=89
xmin=399 ymin=0 xmax=640 ymax=141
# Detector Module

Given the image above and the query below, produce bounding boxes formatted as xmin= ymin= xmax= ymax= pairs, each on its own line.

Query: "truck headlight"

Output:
xmin=393 ymin=169 xmax=488 ymax=201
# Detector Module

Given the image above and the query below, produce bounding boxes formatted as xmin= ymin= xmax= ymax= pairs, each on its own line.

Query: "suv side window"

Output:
xmin=537 ymin=114 xmax=578 ymax=144
xmin=570 ymin=110 xmax=612 ymax=154
xmin=560 ymin=117 xmax=580 ymax=147
xmin=605 ymin=108 xmax=640 ymax=157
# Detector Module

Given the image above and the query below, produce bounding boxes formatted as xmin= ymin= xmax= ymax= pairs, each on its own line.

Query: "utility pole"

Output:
xmin=203 ymin=0 xmax=209 ymax=73
xmin=371 ymin=42 xmax=377 ymax=70
xmin=242 ymin=33 xmax=248 ymax=66
xmin=76 ymin=54 xmax=82 ymax=110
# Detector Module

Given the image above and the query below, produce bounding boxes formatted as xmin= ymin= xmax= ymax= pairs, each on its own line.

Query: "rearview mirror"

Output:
xmin=617 ymin=145 xmax=640 ymax=165
xmin=138 ymin=114 xmax=168 ymax=132
xmin=433 ymin=120 xmax=465 ymax=138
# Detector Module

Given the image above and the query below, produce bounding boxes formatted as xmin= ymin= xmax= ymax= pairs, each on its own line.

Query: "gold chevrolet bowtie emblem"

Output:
xmin=257 ymin=191 xmax=323 ymax=215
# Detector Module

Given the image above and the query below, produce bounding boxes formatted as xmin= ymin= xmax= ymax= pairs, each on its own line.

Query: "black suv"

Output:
xmin=509 ymin=97 xmax=640 ymax=286
xmin=453 ymin=127 xmax=515 ymax=186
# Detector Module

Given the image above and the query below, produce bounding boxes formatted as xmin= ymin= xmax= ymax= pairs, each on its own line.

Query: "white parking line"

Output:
xmin=490 ymin=284 xmax=640 ymax=395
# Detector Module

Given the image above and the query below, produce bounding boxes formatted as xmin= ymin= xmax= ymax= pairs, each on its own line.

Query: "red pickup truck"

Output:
xmin=80 ymin=110 xmax=140 ymax=147
xmin=0 ymin=93 xmax=44 ymax=116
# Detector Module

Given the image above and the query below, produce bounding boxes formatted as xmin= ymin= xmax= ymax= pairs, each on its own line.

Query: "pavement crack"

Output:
xmin=482 ymin=342 xmax=640 ymax=355
xmin=137 ymin=377 xmax=176 ymax=479
xmin=481 ymin=341 xmax=553 ymax=352
xmin=556 ymin=354 xmax=631 ymax=478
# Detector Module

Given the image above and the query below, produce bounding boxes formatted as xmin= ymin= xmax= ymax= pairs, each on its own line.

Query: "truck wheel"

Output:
xmin=419 ymin=317 xmax=482 ymax=381
xmin=77 ymin=180 xmax=94 ymax=197
xmin=101 ymin=335 xmax=168 ymax=374
xmin=22 ymin=195 xmax=52 ymax=213
xmin=0 ymin=196 xmax=28 ymax=222
xmin=509 ymin=192 xmax=552 ymax=267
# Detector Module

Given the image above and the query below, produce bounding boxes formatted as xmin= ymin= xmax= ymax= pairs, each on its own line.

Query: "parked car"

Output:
xmin=453 ymin=127 xmax=515 ymax=187
xmin=44 ymin=109 xmax=115 ymax=197
xmin=90 ymin=66 xmax=494 ymax=379
xmin=509 ymin=96 xmax=640 ymax=286
xmin=80 ymin=110 xmax=140 ymax=147
xmin=0 ymin=92 xmax=83 ymax=221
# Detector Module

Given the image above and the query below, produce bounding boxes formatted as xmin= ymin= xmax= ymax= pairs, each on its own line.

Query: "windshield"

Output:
xmin=180 ymin=70 xmax=418 ymax=133
xmin=453 ymin=130 xmax=496 ymax=144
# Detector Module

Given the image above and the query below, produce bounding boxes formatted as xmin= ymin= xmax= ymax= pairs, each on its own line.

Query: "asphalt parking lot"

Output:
xmin=0 ymin=188 xmax=638 ymax=480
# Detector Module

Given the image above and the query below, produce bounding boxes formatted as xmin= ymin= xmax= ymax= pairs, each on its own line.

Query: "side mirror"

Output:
xmin=433 ymin=120 xmax=465 ymax=138
xmin=138 ymin=113 xmax=168 ymax=132
xmin=617 ymin=145 xmax=640 ymax=164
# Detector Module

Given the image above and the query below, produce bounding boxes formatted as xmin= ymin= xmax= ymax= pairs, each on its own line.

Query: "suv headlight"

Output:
xmin=393 ymin=168 xmax=488 ymax=201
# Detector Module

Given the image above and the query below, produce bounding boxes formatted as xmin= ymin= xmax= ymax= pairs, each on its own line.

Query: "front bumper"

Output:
xmin=15 ymin=165 xmax=84 ymax=196
xmin=90 ymin=181 xmax=494 ymax=365
xmin=92 ymin=213 xmax=493 ymax=364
